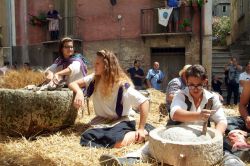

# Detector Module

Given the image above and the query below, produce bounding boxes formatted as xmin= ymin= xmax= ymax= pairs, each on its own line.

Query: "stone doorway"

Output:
xmin=151 ymin=47 xmax=185 ymax=92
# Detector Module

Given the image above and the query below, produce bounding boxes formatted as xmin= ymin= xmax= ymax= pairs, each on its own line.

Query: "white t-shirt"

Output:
xmin=239 ymin=72 xmax=250 ymax=93
xmin=170 ymin=87 xmax=227 ymax=125
xmin=83 ymin=74 xmax=148 ymax=119
xmin=46 ymin=61 xmax=83 ymax=84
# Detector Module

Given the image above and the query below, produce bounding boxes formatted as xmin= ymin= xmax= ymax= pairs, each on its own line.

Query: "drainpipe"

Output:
xmin=10 ymin=0 xmax=16 ymax=47
xmin=7 ymin=0 xmax=16 ymax=65
xmin=199 ymin=5 xmax=202 ymax=65
xmin=64 ymin=0 xmax=68 ymax=37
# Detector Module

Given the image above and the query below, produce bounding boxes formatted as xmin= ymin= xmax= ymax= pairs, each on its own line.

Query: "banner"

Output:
xmin=158 ymin=8 xmax=173 ymax=27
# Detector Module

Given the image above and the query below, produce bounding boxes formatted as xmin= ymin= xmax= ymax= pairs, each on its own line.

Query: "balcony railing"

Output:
xmin=141 ymin=6 xmax=193 ymax=35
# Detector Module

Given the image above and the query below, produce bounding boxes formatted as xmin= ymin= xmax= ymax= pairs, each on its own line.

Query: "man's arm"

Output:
xmin=239 ymin=81 xmax=250 ymax=129
xmin=236 ymin=64 xmax=243 ymax=71
xmin=146 ymin=79 xmax=152 ymax=88
xmin=146 ymin=70 xmax=152 ymax=88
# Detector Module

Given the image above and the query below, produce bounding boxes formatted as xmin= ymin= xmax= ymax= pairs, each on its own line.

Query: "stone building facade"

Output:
xmin=212 ymin=0 xmax=231 ymax=17
xmin=1 ymin=0 xmax=213 ymax=90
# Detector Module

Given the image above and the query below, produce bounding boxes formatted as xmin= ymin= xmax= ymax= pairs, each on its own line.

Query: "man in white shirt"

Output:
xmin=239 ymin=61 xmax=250 ymax=93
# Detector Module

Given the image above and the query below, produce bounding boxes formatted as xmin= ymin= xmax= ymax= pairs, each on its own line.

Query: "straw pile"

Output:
xmin=0 ymin=69 xmax=45 ymax=89
xmin=0 ymin=71 xmax=248 ymax=166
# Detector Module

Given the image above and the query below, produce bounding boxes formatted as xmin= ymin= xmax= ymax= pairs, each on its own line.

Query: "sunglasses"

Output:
xmin=187 ymin=84 xmax=203 ymax=90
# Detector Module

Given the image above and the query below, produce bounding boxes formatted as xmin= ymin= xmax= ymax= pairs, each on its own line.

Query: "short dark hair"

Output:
xmin=4 ymin=61 xmax=10 ymax=66
xmin=185 ymin=64 xmax=207 ymax=80
xmin=134 ymin=60 xmax=138 ymax=65
xmin=231 ymin=56 xmax=237 ymax=61
xmin=24 ymin=62 xmax=30 ymax=65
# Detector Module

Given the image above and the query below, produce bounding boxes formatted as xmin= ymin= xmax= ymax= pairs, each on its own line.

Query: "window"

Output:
xmin=222 ymin=6 xmax=227 ymax=13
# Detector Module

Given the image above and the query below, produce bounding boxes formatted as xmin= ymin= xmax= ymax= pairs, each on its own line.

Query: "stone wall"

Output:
xmin=83 ymin=38 xmax=150 ymax=71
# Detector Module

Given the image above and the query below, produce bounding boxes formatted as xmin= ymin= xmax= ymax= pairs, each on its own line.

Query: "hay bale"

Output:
xmin=0 ymin=89 xmax=77 ymax=137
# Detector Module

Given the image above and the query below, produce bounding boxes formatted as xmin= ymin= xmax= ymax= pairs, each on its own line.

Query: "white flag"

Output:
xmin=158 ymin=8 xmax=173 ymax=27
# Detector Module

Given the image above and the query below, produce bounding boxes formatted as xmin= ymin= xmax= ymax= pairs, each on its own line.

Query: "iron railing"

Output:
xmin=141 ymin=6 xmax=193 ymax=34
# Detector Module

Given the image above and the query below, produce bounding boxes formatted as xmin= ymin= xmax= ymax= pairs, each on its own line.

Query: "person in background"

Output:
xmin=47 ymin=4 xmax=62 ymax=40
xmin=239 ymin=61 xmax=250 ymax=93
xmin=212 ymin=75 xmax=223 ymax=95
xmin=225 ymin=81 xmax=250 ymax=155
xmin=166 ymin=0 xmax=181 ymax=32
xmin=166 ymin=64 xmax=191 ymax=113
xmin=225 ymin=57 xmax=242 ymax=105
xmin=127 ymin=60 xmax=145 ymax=90
xmin=146 ymin=61 xmax=164 ymax=91
xmin=69 ymin=49 xmax=153 ymax=149
xmin=0 ymin=61 xmax=10 ymax=75
xmin=227 ymin=81 xmax=250 ymax=133
xmin=45 ymin=37 xmax=87 ymax=86
xmin=224 ymin=58 xmax=232 ymax=94
xmin=23 ymin=62 xmax=31 ymax=70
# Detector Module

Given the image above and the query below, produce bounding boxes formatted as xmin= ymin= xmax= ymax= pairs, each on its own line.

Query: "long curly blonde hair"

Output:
xmin=94 ymin=49 xmax=132 ymax=97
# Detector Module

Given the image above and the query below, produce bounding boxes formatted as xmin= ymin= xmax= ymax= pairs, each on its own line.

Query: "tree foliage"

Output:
xmin=212 ymin=16 xmax=231 ymax=46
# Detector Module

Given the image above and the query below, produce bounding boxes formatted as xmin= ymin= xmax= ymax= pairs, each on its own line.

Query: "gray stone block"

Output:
xmin=0 ymin=89 xmax=77 ymax=137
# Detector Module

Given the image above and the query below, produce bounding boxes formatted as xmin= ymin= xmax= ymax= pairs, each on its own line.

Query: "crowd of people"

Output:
xmin=1 ymin=1 xmax=249 ymax=165
xmin=1 ymin=34 xmax=249 ymax=165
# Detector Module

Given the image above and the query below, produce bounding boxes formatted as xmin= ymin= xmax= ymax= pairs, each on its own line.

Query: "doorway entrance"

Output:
xmin=151 ymin=47 xmax=185 ymax=91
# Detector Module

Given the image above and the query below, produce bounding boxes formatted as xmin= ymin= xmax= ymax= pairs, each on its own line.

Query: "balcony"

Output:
xmin=39 ymin=16 xmax=84 ymax=43
xmin=141 ymin=6 xmax=193 ymax=37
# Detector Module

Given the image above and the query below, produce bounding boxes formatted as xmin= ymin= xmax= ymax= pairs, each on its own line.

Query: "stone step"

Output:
xmin=212 ymin=64 xmax=226 ymax=68
xmin=240 ymin=41 xmax=250 ymax=45
xmin=230 ymin=49 xmax=245 ymax=55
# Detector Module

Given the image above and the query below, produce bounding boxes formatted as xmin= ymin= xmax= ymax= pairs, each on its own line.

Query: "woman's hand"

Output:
xmin=74 ymin=92 xmax=85 ymax=109
xmin=45 ymin=70 xmax=54 ymax=81
xmin=135 ymin=128 xmax=147 ymax=143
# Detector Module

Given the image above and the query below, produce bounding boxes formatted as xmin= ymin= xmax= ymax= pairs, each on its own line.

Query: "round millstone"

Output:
xmin=149 ymin=125 xmax=223 ymax=166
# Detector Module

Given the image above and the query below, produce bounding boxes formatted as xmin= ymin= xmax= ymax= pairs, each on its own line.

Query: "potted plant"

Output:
xmin=29 ymin=11 xmax=48 ymax=27
xmin=179 ymin=18 xmax=192 ymax=32
xmin=189 ymin=0 xmax=204 ymax=8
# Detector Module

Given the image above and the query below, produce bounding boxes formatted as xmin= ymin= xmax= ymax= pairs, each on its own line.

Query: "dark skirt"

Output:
xmin=80 ymin=120 xmax=154 ymax=148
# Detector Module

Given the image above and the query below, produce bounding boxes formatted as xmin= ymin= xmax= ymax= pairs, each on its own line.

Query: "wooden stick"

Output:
xmin=202 ymin=99 xmax=213 ymax=135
